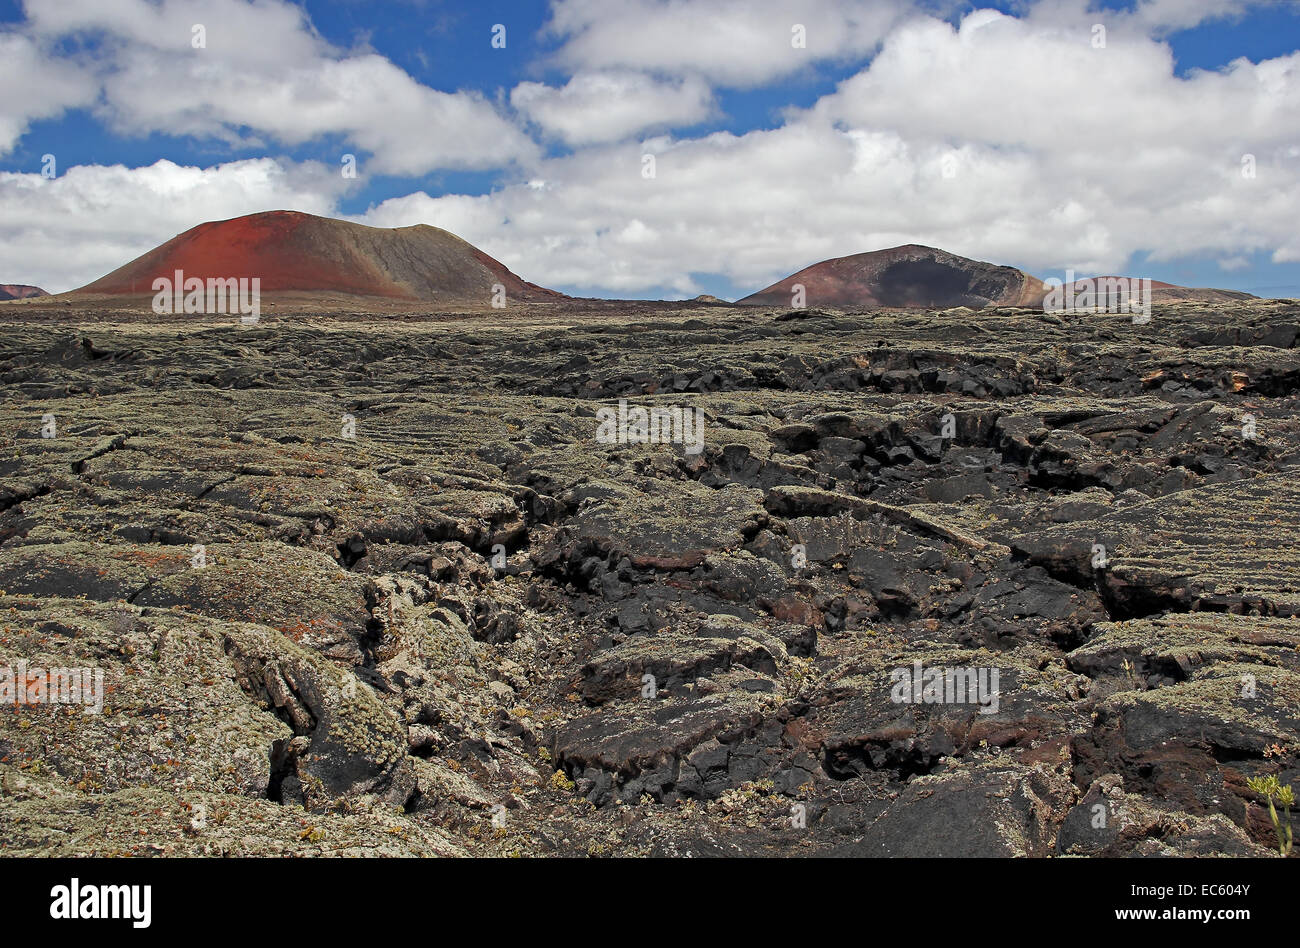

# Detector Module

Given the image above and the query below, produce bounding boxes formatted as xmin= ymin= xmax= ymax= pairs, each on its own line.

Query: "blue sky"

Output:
xmin=2 ymin=0 xmax=1299 ymax=299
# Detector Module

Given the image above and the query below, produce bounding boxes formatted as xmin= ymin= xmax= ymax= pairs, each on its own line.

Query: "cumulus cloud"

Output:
xmin=358 ymin=7 xmax=1300 ymax=295
xmin=19 ymin=0 xmax=537 ymax=174
xmin=805 ymin=10 xmax=1300 ymax=271
xmin=0 ymin=157 xmax=347 ymax=291
xmin=810 ymin=11 xmax=1299 ymax=155
xmin=1027 ymin=0 xmax=1266 ymax=35
xmin=512 ymin=72 xmax=714 ymax=146
xmin=0 ymin=33 xmax=98 ymax=157
xmin=357 ymin=123 xmax=1056 ymax=296
xmin=543 ymin=0 xmax=912 ymax=87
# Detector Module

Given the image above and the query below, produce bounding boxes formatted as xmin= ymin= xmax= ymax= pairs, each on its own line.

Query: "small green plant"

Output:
xmin=1246 ymin=774 xmax=1294 ymax=856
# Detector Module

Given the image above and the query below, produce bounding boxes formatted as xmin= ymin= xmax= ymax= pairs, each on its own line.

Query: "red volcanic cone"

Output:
xmin=75 ymin=210 xmax=565 ymax=305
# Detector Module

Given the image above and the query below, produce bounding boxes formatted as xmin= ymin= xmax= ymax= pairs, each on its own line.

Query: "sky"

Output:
xmin=1 ymin=0 xmax=1299 ymax=300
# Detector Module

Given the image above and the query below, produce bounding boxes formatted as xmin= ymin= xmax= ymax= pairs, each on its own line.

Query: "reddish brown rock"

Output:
xmin=739 ymin=244 xmax=1046 ymax=309
xmin=74 ymin=209 xmax=564 ymax=305
xmin=0 ymin=284 xmax=48 ymax=300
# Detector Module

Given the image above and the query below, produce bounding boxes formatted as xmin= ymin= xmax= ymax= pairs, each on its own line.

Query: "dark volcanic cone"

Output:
xmin=739 ymin=244 xmax=1046 ymax=309
xmin=0 ymin=284 xmax=49 ymax=300
xmin=74 ymin=210 xmax=565 ymax=304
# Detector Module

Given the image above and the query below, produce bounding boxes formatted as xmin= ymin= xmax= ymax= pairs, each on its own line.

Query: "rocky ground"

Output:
xmin=1 ymin=297 xmax=1298 ymax=857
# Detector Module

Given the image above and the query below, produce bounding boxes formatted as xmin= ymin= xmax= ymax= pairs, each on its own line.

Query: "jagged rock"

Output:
xmin=2 ymin=297 xmax=1298 ymax=857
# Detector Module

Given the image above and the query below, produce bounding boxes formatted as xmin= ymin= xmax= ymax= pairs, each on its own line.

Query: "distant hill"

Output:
xmin=738 ymin=245 xmax=1046 ymax=309
xmin=1064 ymin=276 xmax=1255 ymax=305
xmin=0 ymin=284 xmax=49 ymax=300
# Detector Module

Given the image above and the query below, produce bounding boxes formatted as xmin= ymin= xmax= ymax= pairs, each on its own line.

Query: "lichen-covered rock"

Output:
xmin=0 ymin=596 xmax=289 ymax=797
xmin=1 ymin=297 xmax=1298 ymax=857
xmin=220 ymin=620 xmax=416 ymax=811
xmin=0 ymin=596 xmax=416 ymax=816
xmin=0 ymin=764 xmax=462 ymax=857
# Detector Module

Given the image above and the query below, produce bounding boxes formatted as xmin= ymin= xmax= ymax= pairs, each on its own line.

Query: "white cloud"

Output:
xmin=0 ymin=33 xmax=99 ymax=157
xmin=512 ymin=72 xmax=714 ymax=145
xmin=19 ymin=0 xmax=537 ymax=174
xmin=0 ymin=157 xmax=346 ymax=292
xmin=810 ymin=11 xmax=1300 ymax=156
xmin=357 ymin=8 xmax=1300 ymax=295
xmin=357 ymin=123 xmax=1049 ymax=296
xmin=1028 ymin=0 xmax=1264 ymax=34
xmin=22 ymin=0 xmax=324 ymax=64
xmin=803 ymin=10 xmax=1300 ymax=270
xmin=543 ymin=0 xmax=912 ymax=87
